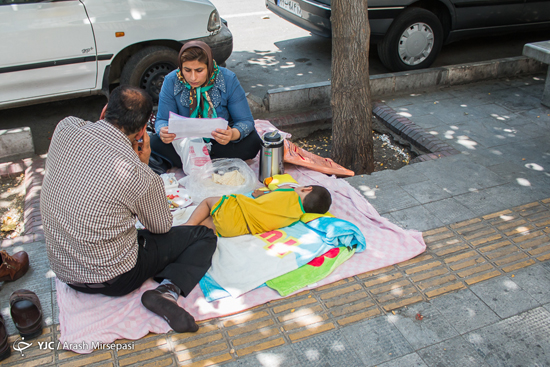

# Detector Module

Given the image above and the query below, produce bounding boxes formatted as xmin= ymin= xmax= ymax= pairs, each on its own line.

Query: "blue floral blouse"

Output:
xmin=155 ymin=67 xmax=254 ymax=142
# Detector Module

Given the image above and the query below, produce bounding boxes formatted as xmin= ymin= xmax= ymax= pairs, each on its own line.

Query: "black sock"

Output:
xmin=158 ymin=279 xmax=181 ymax=300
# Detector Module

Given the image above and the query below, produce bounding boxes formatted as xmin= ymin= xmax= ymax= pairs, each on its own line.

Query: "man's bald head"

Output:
xmin=105 ymin=86 xmax=153 ymax=135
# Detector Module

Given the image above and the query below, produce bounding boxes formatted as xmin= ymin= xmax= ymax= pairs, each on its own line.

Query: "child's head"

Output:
xmin=295 ymin=185 xmax=332 ymax=214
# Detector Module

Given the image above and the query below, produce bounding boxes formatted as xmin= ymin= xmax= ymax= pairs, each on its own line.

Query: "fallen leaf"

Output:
xmin=1 ymin=217 xmax=17 ymax=232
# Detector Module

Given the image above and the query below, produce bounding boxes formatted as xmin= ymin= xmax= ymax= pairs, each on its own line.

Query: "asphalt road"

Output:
xmin=1 ymin=0 xmax=548 ymax=155
xmin=215 ymin=0 xmax=549 ymax=98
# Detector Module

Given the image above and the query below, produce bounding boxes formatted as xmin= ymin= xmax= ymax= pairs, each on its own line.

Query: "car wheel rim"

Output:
xmin=139 ymin=62 xmax=175 ymax=102
xmin=398 ymin=22 xmax=434 ymax=66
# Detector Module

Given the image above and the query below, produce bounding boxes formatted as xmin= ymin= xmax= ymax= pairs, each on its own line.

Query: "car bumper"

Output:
xmin=266 ymin=0 xmax=403 ymax=41
xmin=266 ymin=0 xmax=332 ymax=37
xmin=184 ymin=22 xmax=233 ymax=65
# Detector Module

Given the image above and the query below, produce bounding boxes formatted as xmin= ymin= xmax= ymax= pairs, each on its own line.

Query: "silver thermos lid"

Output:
xmin=262 ymin=131 xmax=283 ymax=147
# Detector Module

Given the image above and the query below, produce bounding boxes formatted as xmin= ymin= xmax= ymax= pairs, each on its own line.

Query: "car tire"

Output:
xmin=377 ymin=8 xmax=444 ymax=72
xmin=120 ymin=46 xmax=179 ymax=103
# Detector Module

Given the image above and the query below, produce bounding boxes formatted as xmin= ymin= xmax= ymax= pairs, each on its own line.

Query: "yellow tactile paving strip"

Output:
xmin=3 ymin=199 xmax=550 ymax=366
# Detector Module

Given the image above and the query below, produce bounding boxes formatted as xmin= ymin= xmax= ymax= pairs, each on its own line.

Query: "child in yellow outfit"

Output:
xmin=184 ymin=174 xmax=332 ymax=237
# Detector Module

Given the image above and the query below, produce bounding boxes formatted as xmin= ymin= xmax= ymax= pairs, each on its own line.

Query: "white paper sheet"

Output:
xmin=168 ymin=111 xmax=228 ymax=139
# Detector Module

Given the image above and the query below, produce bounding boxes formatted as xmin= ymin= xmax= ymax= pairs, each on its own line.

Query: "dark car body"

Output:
xmin=266 ymin=0 xmax=550 ymax=71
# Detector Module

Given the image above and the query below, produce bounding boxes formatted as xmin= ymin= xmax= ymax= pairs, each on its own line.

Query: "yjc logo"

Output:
xmin=13 ymin=337 xmax=32 ymax=357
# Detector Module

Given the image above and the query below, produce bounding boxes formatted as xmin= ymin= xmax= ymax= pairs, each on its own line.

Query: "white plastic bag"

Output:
xmin=172 ymin=138 xmax=212 ymax=176
xmin=180 ymin=158 xmax=259 ymax=203
xmin=159 ymin=173 xmax=178 ymax=189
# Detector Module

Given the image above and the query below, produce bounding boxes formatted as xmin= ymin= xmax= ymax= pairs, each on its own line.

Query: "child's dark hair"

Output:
xmin=302 ymin=186 xmax=332 ymax=214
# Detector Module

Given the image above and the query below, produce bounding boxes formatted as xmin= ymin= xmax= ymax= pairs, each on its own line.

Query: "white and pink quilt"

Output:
xmin=56 ymin=123 xmax=426 ymax=353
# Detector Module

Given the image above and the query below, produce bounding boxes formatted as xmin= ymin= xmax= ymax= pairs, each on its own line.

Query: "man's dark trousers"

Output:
xmin=68 ymin=225 xmax=217 ymax=297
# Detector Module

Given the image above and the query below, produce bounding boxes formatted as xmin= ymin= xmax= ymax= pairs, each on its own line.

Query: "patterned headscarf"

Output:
xmin=176 ymin=41 xmax=219 ymax=119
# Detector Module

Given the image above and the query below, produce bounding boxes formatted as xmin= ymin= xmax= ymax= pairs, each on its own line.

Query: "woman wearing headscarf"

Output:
xmin=149 ymin=41 xmax=262 ymax=173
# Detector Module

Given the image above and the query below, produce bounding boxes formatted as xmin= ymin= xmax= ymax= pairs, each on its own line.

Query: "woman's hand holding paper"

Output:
xmin=212 ymin=125 xmax=240 ymax=145
xmin=159 ymin=126 xmax=177 ymax=144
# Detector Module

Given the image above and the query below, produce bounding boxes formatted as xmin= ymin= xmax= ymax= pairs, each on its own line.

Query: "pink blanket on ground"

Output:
xmin=57 ymin=123 xmax=426 ymax=353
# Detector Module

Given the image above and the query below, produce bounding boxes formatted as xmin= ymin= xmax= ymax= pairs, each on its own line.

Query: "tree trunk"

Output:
xmin=331 ymin=0 xmax=374 ymax=174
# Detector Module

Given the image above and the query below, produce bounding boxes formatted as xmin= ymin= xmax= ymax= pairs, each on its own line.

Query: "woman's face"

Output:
xmin=181 ymin=60 xmax=208 ymax=88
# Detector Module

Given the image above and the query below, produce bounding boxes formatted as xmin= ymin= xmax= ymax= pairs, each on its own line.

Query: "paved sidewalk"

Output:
xmin=0 ymin=73 xmax=549 ymax=366
xmin=349 ymin=74 xmax=550 ymax=231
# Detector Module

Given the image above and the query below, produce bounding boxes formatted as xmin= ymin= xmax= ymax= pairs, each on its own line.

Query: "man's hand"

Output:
xmin=212 ymin=126 xmax=240 ymax=145
xmin=133 ymin=130 xmax=151 ymax=164
xmin=159 ymin=126 xmax=177 ymax=144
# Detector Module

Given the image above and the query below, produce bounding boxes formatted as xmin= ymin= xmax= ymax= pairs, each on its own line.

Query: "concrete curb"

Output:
xmin=267 ymin=101 xmax=462 ymax=163
xmin=268 ymin=107 xmax=332 ymax=137
xmin=263 ymin=56 xmax=545 ymax=113
xmin=372 ymin=102 xmax=461 ymax=163
xmin=0 ymin=127 xmax=34 ymax=161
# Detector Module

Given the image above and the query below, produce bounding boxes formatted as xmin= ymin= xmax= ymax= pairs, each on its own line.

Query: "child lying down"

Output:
xmin=184 ymin=175 xmax=332 ymax=237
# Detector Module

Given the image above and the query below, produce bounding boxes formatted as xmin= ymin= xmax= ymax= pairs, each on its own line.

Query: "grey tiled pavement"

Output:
xmin=1 ymin=73 xmax=549 ymax=366
xmin=223 ymin=73 xmax=550 ymax=366
xmin=224 ymin=259 xmax=550 ymax=367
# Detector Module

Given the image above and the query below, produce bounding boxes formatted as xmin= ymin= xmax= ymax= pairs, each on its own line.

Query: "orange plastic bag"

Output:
xmin=284 ymin=140 xmax=355 ymax=177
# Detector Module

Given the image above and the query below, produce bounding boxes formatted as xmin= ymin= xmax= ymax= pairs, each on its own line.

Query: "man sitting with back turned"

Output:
xmin=40 ymin=86 xmax=217 ymax=333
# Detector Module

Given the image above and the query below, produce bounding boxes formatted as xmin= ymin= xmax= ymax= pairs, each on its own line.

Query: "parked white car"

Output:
xmin=0 ymin=0 xmax=233 ymax=109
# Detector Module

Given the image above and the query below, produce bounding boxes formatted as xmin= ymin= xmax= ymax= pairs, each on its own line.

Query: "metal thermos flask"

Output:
xmin=259 ymin=131 xmax=284 ymax=182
